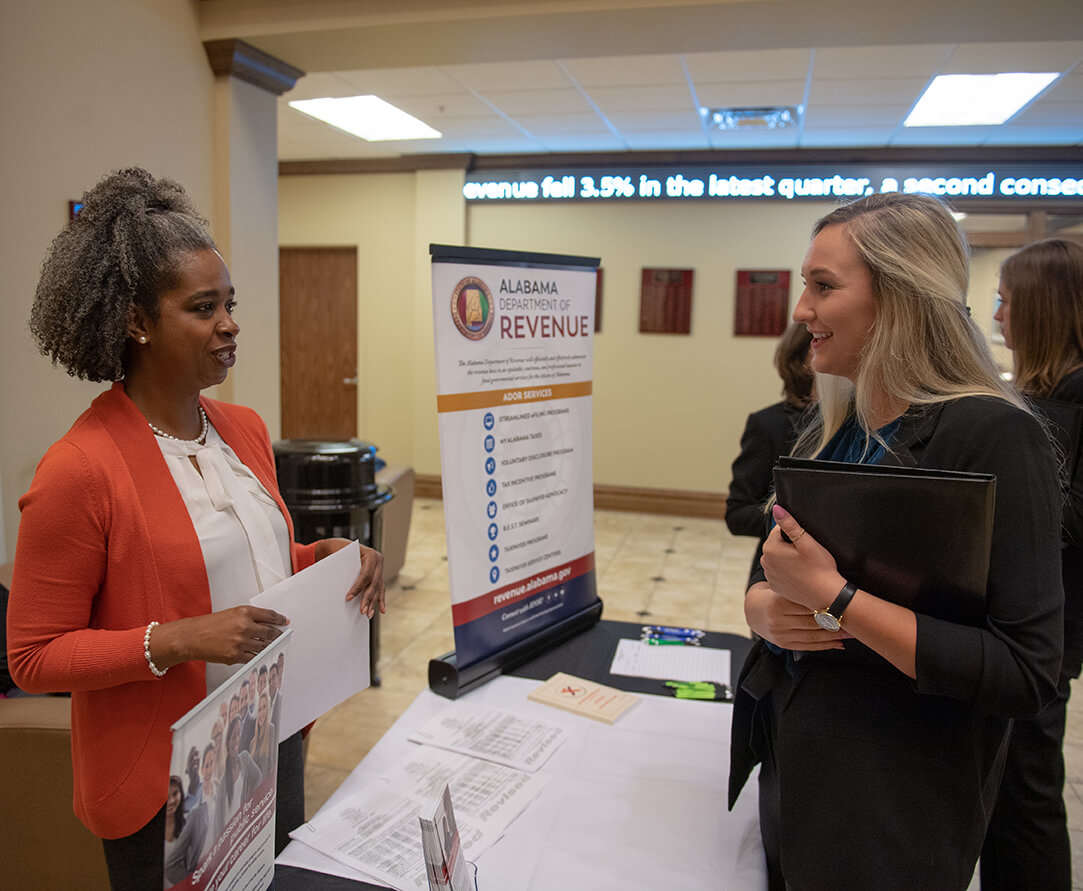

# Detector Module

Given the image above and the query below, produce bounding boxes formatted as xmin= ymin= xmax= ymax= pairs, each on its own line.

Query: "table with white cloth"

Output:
xmin=275 ymin=620 xmax=765 ymax=890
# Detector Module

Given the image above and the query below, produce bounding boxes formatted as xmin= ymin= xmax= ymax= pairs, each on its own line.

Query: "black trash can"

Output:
xmin=273 ymin=439 xmax=394 ymax=685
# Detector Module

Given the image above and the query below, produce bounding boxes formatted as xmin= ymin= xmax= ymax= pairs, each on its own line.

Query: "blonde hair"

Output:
xmin=795 ymin=192 xmax=1024 ymax=457
xmin=1000 ymin=238 xmax=1083 ymax=397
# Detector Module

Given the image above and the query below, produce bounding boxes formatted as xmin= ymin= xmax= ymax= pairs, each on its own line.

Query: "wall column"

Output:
xmin=204 ymin=39 xmax=304 ymax=437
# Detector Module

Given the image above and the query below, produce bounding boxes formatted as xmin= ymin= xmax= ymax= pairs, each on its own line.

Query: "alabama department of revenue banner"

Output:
xmin=430 ymin=245 xmax=601 ymax=669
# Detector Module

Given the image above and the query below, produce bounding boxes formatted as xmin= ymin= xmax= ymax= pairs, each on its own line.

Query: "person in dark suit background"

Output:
xmin=729 ymin=193 xmax=1063 ymax=890
xmin=726 ymin=323 xmax=814 ymax=579
xmin=982 ymin=238 xmax=1083 ymax=891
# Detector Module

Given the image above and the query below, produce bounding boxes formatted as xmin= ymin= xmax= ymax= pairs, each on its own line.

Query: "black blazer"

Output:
xmin=729 ymin=396 xmax=1063 ymax=890
xmin=726 ymin=401 xmax=807 ymax=578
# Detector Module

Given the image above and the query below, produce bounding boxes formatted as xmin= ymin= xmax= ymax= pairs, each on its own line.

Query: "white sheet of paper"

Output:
xmin=250 ymin=542 xmax=368 ymax=738
xmin=289 ymin=746 xmax=549 ymax=891
xmin=609 ymin=638 xmax=731 ymax=685
xmin=407 ymin=702 xmax=568 ymax=772
xmin=275 ymin=677 xmax=767 ymax=890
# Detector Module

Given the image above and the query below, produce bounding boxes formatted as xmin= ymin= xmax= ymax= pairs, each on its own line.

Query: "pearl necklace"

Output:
xmin=148 ymin=406 xmax=209 ymax=445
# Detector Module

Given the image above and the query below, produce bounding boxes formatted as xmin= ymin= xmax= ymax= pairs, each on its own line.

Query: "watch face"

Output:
xmin=814 ymin=611 xmax=841 ymax=632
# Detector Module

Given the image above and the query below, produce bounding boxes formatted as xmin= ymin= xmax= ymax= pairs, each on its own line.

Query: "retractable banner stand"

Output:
xmin=429 ymin=245 xmax=603 ymax=698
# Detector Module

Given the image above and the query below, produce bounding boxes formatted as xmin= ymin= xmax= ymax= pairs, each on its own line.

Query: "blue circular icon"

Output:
xmin=490 ymin=566 xmax=500 ymax=584
xmin=484 ymin=434 xmax=495 ymax=453
xmin=486 ymin=478 xmax=497 ymax=497
xmin=485 ymin=457 xmax=496 ymax=475
xmin=487 ymin=500 xmax=498 ymax=519
xmin=489 ymin=544 xmax=499 ymax=562
xmin=488 ymin=523 xmax=498 ymax=541
xmin=484 ymin=412 xmax=495 ymax=430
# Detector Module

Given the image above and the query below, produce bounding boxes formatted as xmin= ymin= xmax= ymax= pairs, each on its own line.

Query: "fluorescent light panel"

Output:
xmin=905 ymin=73 xmax=1058 ymax=127
xmin=288 ymin=95 xmax=441 ymax=141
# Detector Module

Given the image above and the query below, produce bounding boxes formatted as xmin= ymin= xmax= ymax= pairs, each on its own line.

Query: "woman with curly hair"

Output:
xmin=7 ymin=168 xmax=386 ymax=889
xmin=728 ymin=193 xmax=1063 ymax=890
xmin=981 ymin=238 xmax=1083 ymax=891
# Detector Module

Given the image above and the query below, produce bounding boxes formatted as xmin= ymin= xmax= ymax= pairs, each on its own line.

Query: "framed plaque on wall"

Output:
xmin=734 ymin=269 xmax=790 ymax=336
xmin=640 ymin=268 xmax=693 ymax=334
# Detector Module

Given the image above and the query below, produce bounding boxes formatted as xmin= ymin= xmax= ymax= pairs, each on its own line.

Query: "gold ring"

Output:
xmin=790 ymin=528 xmax=806 ymax=543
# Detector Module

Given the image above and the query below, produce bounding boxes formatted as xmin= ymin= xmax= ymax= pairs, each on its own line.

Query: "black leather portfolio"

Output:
xmin=773 ymin=457 xmax=996 ymax=625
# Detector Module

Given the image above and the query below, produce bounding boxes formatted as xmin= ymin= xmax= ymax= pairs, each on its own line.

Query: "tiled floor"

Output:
xmin=304 ymin=497 xmax=1083 ymax=888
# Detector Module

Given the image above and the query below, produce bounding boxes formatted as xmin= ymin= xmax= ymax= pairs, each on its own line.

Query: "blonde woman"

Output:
xmin=729 ymin=193 xmax=1063 ymax=890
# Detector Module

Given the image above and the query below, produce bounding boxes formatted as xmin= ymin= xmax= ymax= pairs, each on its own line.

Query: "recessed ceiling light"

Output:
xmin=905 ymin=73 xmax=1059 ymax=127
xmin=701 ymin=106 xmax=802 ymax=131
xmin=288 ymin=95 xmax=442 ymax=141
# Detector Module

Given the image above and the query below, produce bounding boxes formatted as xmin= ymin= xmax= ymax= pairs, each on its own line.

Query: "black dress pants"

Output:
xmin=980 ymin=678 xmax=1072 ymax=891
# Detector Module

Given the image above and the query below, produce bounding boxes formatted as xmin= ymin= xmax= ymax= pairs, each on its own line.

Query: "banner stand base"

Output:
xmin=428 ymin=599 xmax=604 ymax=700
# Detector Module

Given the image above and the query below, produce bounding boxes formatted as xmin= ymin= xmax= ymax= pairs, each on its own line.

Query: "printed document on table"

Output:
xmin=610 ymin=638 xmax=731 ymax=685
xmin=289 ymin=746 xmax=548 ymax=891
xmin=250 ymin=543 xmax=368 ymax=739
xmin=407 ymin=702 xmax=568 ymax=772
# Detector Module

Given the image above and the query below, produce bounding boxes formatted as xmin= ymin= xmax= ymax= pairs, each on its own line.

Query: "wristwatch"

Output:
xmin=813 ymin=581 xmax=858 ymax=632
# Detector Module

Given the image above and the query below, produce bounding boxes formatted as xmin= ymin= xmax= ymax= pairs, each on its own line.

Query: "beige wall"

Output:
xmin=0 ymin=0 xmax=286 ymax=560
xmin=279 ymin=173 xmax=1016 ymax=496
xmin=278 ymin=171 xmax=465 ymax=472
xmin=0 ymin=0 xmax=215 ymax=559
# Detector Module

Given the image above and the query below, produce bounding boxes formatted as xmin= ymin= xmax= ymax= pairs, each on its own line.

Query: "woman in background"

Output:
xmin=982 ymin=237 xmax=1083 ymax=891
xmin=8 ymin=168 xmax=386 ymax=889
xmin=729 ymin=193 xmax=1063 ymax=890
xmin=725 ymin=323 xmax=814 ymax=577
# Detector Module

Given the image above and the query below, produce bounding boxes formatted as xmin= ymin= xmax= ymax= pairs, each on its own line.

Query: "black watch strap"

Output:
xmin=827 ymin=581 xmax=858 ymax=623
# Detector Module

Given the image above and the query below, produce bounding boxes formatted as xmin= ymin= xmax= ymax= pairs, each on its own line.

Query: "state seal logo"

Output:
xmin=451 ymin=276 xmax=495 ymax=340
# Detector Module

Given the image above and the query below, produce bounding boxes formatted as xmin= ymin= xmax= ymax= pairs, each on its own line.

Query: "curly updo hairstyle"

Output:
xmin=30 ymin=168 xmax=215 ymax=381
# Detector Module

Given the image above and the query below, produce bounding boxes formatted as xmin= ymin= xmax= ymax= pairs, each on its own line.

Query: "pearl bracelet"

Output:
xmin=144 ymin=621 xmax=168 ymax=678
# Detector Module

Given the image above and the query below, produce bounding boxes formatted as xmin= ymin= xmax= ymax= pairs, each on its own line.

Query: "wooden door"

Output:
xmin=279 ymin=247 xmax=358 ymax=440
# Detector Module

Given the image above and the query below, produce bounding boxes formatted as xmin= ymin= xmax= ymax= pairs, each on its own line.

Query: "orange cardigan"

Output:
xmin=8 ymin=383 xmax=316 ymax=838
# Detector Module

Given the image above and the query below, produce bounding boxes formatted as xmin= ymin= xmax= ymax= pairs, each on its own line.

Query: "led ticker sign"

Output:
xmin=463 ymin=164 xmax=1083 ymax=203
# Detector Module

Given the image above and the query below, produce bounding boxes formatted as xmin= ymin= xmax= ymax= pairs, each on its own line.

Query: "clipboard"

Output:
xmin=773 ymin=457 xmax=996 ymax=625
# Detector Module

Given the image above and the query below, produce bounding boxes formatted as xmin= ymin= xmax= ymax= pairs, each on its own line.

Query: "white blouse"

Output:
xmin=155 ymin=423 xmax=292 ymax=692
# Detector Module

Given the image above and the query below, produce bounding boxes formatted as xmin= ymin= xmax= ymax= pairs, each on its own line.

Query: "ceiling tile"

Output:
xmin=695 ymin=80 xmax=807 ymax=107
xmin=511 ymin=112 xmax=614 ymax=135
xmin=1011 ymin=99 xmax=1083 ymax=126
xmin=444 ymin=60 xmax=571 ymax=92
xmin=983 ymin=125 xmax=1082 ymax=145
xmin=683 ymin=49 xmax=813 ymax=83
xmin=623 ymin=130 xmax=710 ymax=150
xmin=707 ymin=128 xmax=801 ymax=149
xmin=604 ymin=109 xmax=706 ymax=131
xmin=559 ymin=54 xmax=688 ymax=87
xmin=334 ymin=67 xmax=465 ymax=96
xmin=809 ymin=78 xmax=928 ymax=105
xmin=535 ymin=132 xmax=628 ymax=151
xmin=481 ymin=88 xmax=593 ymax=115
xmin=812 ymin=44 xmax=952 ymax=79
xmin=798 ymin=128 xmax=895 ymax=148
xmin=942 ymin=41 xmax=1083 ymax=74
xmin=389 ymin=93 xmax=495 ymax=119
xmin=889 ymin=126 xmax=999 ymax=146
xmin=803 ymin=105 xmax=910 ymax=127
xmin=583 ymin=83 xmax=696 ymax=113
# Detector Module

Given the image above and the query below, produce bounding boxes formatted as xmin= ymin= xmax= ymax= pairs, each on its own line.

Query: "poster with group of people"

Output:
xmin=164 ymin=633 xmax=290 ymax=891
xmin=430 ymin=244 xmax=602 ymax=669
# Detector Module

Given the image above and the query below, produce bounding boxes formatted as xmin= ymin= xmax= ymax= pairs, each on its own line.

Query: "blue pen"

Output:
xmin=643 ymin=625 xmax=705 ymax=638
xmin=642 ymin=632 xmax=702 ymax=642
